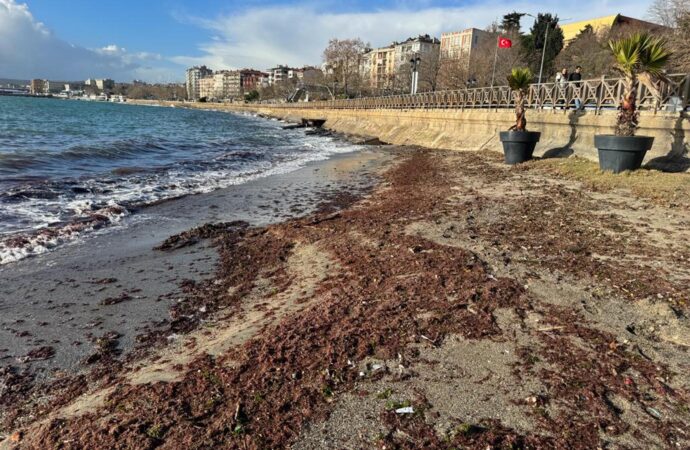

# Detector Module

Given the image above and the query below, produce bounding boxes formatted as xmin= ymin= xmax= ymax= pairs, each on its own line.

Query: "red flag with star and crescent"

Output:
xmin=498 ymin=36 xmax=512 ymax=48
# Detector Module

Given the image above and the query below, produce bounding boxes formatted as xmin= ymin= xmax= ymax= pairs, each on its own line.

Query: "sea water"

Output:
xmin=0 ymin=97 xmax=358 ymax=264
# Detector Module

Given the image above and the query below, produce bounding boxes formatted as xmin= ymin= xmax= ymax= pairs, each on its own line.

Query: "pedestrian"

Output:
xmin=569 ymin=66 xmax=583 ymax=110
xmin=555 ymin=68 xmax=568 ymax=109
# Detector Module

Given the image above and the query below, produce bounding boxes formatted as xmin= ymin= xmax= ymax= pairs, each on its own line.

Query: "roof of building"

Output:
xmin=440 ymin=28 xmax=490 ymax=37
xmin=560 ymin=14 xmax=664 ymax=41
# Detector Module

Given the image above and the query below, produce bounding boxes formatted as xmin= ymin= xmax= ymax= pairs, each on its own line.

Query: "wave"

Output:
xmin=0 ymin=127 xmax=362 ymax=265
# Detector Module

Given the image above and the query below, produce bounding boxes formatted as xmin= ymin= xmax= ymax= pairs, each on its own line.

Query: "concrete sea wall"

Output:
xmin=132 ymin=100 xmax=690 ymax=170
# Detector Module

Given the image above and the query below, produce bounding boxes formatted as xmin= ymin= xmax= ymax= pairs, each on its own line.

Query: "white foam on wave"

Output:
xmin=0 ymin=129 xmax=362 ymax=266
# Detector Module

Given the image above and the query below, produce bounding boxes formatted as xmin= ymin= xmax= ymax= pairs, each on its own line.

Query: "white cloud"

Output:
xmin=0 ymin=0 xmax=181 ymax=82
xmin=172 ymin=0 xmax=653 ymax=71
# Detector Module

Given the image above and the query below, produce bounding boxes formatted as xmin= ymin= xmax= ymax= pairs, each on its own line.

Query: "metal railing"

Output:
xmin=262 ymin=73 xmax=690 ymax=113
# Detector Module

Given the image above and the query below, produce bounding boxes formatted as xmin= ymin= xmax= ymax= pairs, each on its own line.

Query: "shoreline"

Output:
xmin=0 ymin=146 xmax=393 ymax=392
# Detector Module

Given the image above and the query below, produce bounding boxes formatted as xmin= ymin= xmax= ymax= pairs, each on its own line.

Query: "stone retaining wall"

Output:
xmin=130 ymin=101 xmax=690 ymax=170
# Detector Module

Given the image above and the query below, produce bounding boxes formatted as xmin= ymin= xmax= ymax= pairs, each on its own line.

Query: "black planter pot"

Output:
xmin=499 ymin=131 xmax=541 ymax=165
xmin=594 ymin=135 xmax=654 ymax=174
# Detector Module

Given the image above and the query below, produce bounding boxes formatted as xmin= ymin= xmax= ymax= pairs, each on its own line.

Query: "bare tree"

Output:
xmin=471 ymin=32 xmax=527 ymax=87
xmin=649 ymin=0 xmax=690 ymax=71
xmin=648 ymin=0 xmax=689 ymax=27
xmin=436 ymin=58 xmax=470 ymax=90
xmin=555 ymin=25 xmax=616 ymax=79
xmin=322 ymin=38 xmax=369 ymax=97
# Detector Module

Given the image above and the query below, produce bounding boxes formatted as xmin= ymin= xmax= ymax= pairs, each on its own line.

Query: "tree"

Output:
xmin=647 ymin=0 xmax=689 ymax=27
xmin=502 ymin=12 xmax=525 ymax=34
xmin=436 ymin=58 xmax=470 ymax=90
xmin=322 ymin=38 xmax=369 ymax=96
xmin=521 ymin=13 xmax=564 ymax=82
xmin=472 ymin=31 xmax=527 ymax=87
xmin=609 ymin=33 xmax=672 ymax=136
xmin=648 ymin=0 xmax=690 ymax=71
xmin=555 ymin=25 xmax=615 ymax=79
xmin=507 ymin=67 xmax=533 ymax=131
xmin=244 ymin=90 xmax=259 ymax=102
xmin=670 ymin=10 xmax=690 ymax=71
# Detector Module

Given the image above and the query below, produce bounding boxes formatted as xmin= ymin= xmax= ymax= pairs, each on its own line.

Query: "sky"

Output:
xmin=0 ymin=0 xmax=654 ymax=83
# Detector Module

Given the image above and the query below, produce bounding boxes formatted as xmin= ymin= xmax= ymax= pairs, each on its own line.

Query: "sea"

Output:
xmin=0 ymin=96 xmax=359 ymax=265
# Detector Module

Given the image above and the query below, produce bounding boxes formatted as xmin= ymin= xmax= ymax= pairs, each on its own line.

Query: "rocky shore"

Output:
xmin=2 ymin=143 xmax=689 ymax=449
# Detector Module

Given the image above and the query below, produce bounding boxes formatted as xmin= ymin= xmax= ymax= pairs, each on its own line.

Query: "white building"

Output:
xmin=212 ymin=70 xmax=242 ymax=100
xmin=393 ymin=35 xmax=440 ymax=72
xmin=185 ymin=66 xmax=213 ymax=100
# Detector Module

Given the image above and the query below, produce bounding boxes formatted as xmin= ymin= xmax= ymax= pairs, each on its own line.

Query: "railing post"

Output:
xmin=683 ymin=74 xmax=690 ymax=111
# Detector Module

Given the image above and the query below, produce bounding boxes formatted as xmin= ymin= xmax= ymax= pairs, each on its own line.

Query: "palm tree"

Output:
xmin=507 ymin=67 xmax=533 ymax=131
xmin=609 ymin=33 xmax=672 ymax=136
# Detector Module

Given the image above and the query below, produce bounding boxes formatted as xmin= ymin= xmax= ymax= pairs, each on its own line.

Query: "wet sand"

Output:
xmin=0 ymin=148 xmax=391 ymax=379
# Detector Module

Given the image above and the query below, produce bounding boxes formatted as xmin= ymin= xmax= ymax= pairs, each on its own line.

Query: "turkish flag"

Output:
xmin=498 ymin=37 xmax=512 ymax=48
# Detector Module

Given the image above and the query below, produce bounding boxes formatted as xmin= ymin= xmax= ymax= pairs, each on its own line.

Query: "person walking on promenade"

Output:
xmin=555 ymin=67 xmax=569 ymax=109
xmin=569 ymin=66 xmax=583 ymax=110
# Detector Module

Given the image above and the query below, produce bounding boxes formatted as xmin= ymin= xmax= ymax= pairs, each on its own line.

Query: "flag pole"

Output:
xmin=490 ymin=36 xmax=499 ymax=88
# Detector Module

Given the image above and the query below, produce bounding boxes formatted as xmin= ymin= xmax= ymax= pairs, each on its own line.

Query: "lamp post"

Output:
xmin=410 ymin=54 xmax=421 ymax=95
xmin=523 ymin=13 xmax=570 ymax=88
xmin=522 ymin=13 xmax=550 ymax=88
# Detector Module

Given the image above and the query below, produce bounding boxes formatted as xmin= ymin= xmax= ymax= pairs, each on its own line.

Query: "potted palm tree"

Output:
xmin=594 ymin=33 xmax=672 ymax=173
xmin=499 ymin=68 xmax=541 ymax=165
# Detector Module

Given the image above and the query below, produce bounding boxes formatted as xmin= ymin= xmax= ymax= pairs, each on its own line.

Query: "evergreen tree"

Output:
xmin=521 ymin=13 xmax=564 ymax=82
xmin=501 ymin=12 xmax=525 ymax=34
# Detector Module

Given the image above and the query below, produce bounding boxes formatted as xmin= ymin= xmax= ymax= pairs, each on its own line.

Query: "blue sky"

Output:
xmin=1 ymin=0 xmax=653 ymax=82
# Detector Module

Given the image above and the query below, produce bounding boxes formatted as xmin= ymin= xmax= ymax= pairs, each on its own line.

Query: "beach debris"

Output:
xmin=83 ymin=332 xmax=121 ymax=364
xmin=154 ymin=221 xmax=249 ymax=251
xmin=17 ymin=346 xmax=55 ymax=363
xmin=645 ymin=407 xmax=662 ymax=420
xmin=395 ymin=406 xmax=414 ymax=414
xmin=100 ymin=292 xmax=132 ymax=306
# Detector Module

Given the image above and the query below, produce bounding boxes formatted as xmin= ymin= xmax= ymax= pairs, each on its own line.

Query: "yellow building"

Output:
xmin=561 ymin=14 xmax=666 ymax=43
xmin=361 ymin=45 xmax=396 ymax=90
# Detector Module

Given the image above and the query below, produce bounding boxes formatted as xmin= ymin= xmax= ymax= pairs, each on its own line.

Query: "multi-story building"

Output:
xmin=198 ymin=76 xmax=214 ymax=100
xmin=30 ymin=79 xmax=47 ymax=94
xmin=560 ymin=14 xmax=667 ymax=45
xmin=95 ymin=79 xmax=115 ymax=91
xmin=440 ymin=28 xmax=493 ymax=62
xmin=267 ymin=65 xmax=291 ymax=85
xmin=185 ymin=65 xmax=213 ymax=100
xmin=394 ymin=35 xmax=440 ymax=71
xmin=363 ymin=45 xmax=396 ymax=90
xmin=212 ymin=70 xmax=242 ymax=100
xmin=240 ymin=69 xmax=269 ymax=91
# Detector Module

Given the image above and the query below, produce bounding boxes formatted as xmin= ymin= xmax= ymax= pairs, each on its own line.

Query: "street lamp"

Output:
xmin=409 ymin=54 xmax=421 ymax=95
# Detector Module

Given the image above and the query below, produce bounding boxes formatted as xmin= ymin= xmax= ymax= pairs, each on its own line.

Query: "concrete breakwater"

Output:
xmin=131 ymin=100 xmax=690 ymax=171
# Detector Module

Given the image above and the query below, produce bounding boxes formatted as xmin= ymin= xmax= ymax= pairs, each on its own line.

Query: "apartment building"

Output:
xmin=185 ymin=65 xmax=213 ymax=100
xmin=359 ymin=46 xmax=396 ymax=90
xmin=198 ymin=76 xmax=215 ymax=100
xmin=212 ymin=70 xmax=242 ymax=99
xmin=96 ymin=79 xmax=115 ymax=91
xmin=440 ymin=28 xmax=493 ymax=61
xmin=393 ymin=35 xmax=440 ymax=71
xmin=240 ymin=69 xmax=269 ymax=91
xmin=30 ymin=79 xmax=47 ymax=94
xmin=267 ymin=65 xmax=291 ymax=85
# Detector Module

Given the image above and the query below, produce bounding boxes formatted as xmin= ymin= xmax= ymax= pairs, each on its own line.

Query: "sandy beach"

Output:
xmin=0 ymin=144 xmax=391 ymax=416
xmin=1 ymin=140 xmax=689 ymax=449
